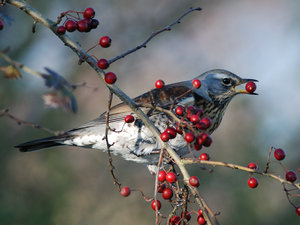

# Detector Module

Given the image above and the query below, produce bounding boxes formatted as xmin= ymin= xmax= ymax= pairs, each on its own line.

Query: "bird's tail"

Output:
xmin=15 ymin=135 xmax=68 ymax=152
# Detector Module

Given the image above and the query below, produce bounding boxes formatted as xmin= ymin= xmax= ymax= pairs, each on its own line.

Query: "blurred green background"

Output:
xmin=0 ymin=0 xmax=299 ymax=224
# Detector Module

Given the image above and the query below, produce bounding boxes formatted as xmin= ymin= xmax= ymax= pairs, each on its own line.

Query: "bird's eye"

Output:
xmin=222 ymin=78 xmax=231 ymax=85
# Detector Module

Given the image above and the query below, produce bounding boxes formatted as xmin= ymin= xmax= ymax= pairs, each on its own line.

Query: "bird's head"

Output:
xmin=192 ymin=69 xmax=258 ymax=102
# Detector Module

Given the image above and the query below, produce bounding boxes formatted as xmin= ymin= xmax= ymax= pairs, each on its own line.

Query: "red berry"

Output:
xmin=245 ymin=81 xmax=256 ymax=93
xmin=0 ymin=20 xmax=3 ymax=30
xmin=198 ymin=209 xmax=203 ymax=217
xmin=65 ymin=20 xmax=77 ymax=32
xmin=175 ymin=106 xmax=185 ymax=116
xmin=162 ymin=187 xmax=173 ymax=199
xmin=99 ymin=35 xmax=111 ymax=48
xmin=157 ymin=183 xmax=165 ymax=193
xmin=248 ymin=177 xmax=258 ymax=188
xmin=193 ymin=79 xmax=201 ymax=89
xmin=198 ymin=117 xmax=212 ymax=129
xmin=296 ymin=205 xmax=300 ymax=216
xmin=247 ymin=162 xmax=257 ymax=170
xmin=274 ymin=148 xmax=285 ymax=161
xmin=155 ymin=79 xmax=165 ymax=89
xmin=189 ymin=176 xmax=200 ymax=187
xmin=120 ymin=186 xmax=131 ymax=197
xmin=199 ymin=153 xmax=210 ymax=161
xmin=170 ymin=215 xmax=181 ymax=225
xmin=57 ymin=25 xmax=66 ymax=35
xmin=158 ymin=170 xmax=166 ymax=182
xmin=184 ymin=132 xmax=195 ymax=143
xmin=186 ymin=106 xmax=196 ymax=114
xmin=104 ymin=72 xmax=117 ymax=84
xmin=83 ymin=7 xmax=95 ymax=19
xmin=166 ymin=172 xmax=177 ymax=183
xmin=97 ymin=58 xmax=109 ymax=69
xmin=175 ymin=124 xmax=183 ymax=135
xmin=285 ymin=170 xmax=297 ymax=182
xmin=201 ymin=133 xmax=212 ymax=147
xmin=151 ymin=200 xmax=161 ymax=210
xmin=124 ymin=115 xmax=134 ymax=123
xmin=190 ymin=114 xmax=200 ymax=123
xmin=161 ymin=131 xmax=170 ymax=142
xmin=165 ymin=127 xmax=177 ymax=139
xmin=197 ymin=216 xmax=206 ymax=225
xmin=181 ymin=211 xmax=191 ymax=221
xmin=77 ymin=19 xmax=89 ymax=32
xmin=90 ymin=19 xmax=99 ymax=29
xmin=193 ymin=142 xmax=202 ymax=151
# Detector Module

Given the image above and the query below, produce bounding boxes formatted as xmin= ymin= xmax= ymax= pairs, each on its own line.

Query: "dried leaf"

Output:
xmin=0 ymin=65 xmax=22 ymax=79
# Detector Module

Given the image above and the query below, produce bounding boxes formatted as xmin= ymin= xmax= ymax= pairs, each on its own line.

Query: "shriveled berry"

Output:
xmin=99 ymin=35 xmax=111 ymax=48
xmin=175 ymin=106 xmax=184 ymax=116
xmin=198 ymin=117 xmax=212 ymax=129
xmin=202 ymin=134 xmax=212 ymax=147
xmin=77 ymin=19 xmax=89 ymax=32
xmin=162 ymin=187 xmax=173 ymax=199
xmin=274 ymin=148 xmax=285 ymax=161
xmin=193 ymin=142 xmax=202 ymax=151
xmin=151 ymin=200 xmax=161 ymax=210
xmin=296 ymin=205 xmax=300 ymax=216
xmin=124 ymin=115 xmax=134 ymax=123
xmin=166 ymin=172 xmax=177 ymax=183
xmin=165 ymin=127 xmax=177 ymax=139
xmin=193 ymin=79 xmax=201 ymax=89
xmin=120 ymin=186 xmax=131 ymax=197
xmin=155 ymin=79 xmax=165 ymax=89
xmin=57 ymin=25 xmax=66 ymax=35
xmin=90 ymin=19 xmax=99 ymax=29
xmin=83 ymin=7 xmax=95 ymax=19
xmin=157 ymin=183 xmax=166 ymax=193
xmin=184 ymin=132 xmax=195 ymax=143
xmin=197 ymin=216 xmax=206 ymax=225
xmin=247 ymin=162 xmax=257 ymax=170
xmin=158 ymin=170 xmax=166 ymax=182
xmin=181 ymin=211 xmax=191 ymax=221
xmin=170 ymin=215 xmax=181 ymax=225
xmin=245 ymin=81 xmax=256 ymax=93
xmin=65 ymin=20 xmax=77 ymax=32
xmin=161 ymin=131 xmax=170 ymax=142
xmin=97 ymin=58 xmax=109 ymax=69
xmin=104 ymin=72 xmax=117 ymax=84
xmin=190 ymin=114 xmax=200 ymax=124
xmin=285 ymin=170 xmax=297 ymax=182
xmin=199 ymin=153 xmax=210 ymax=161
xmin=189 ymin=176 xmax=200 ymax=187
xmin=248 ymin=177 xmax=258 ymax=188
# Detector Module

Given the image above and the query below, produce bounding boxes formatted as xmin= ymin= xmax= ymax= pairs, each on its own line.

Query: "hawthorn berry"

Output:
xmin=155 ymin=79 xmax=165 ymax=89
xmin=189 ymin=176 xmax=200 ymax=187
xmin=202 ymin=134 xmax=212 ymax=147
xmin=198 ymin=209 xmax=203 ymax=217
xmin=170 ymin=215 xmax=181 ymax=225
xmin=120 ymin=186 xmax=131 ymax=197
xmin=245 ymin=81 xmax=256 ymax=94
xmin=193 ymin=142 xmax=202 ymax=151
xmin=198 ymin=117 xmax=212 ymax=129
xmin=76 ymin=19 xmax=89 ymax=32
xmin=296 ymin=205 xmax=300 ymax=216
xmin=65 ymin=20 xmax=77 ymax=32
xmin=181 ymin=211 xmax=191 ymax=221
xmin=175 ymin=125 xmax=183 ymax=135
xmin=158 ymin=170 xmax=166 ymax=182
xmin=97 ymin=58 xmax=109 ymax=69
xmin=197 ymin=216 xmax=206 ymax=225
xmin=151 ymin=200 xmax=161 ymax=210
xmin=160 ymin=131 xmax=170 ymax=142
xmin=99 ymin=35 xmax=111 ymax=48
xmin=285 ymin=170 xmax=297 ymax=182
xmin=162 ymin=187 xmax=173 ymax=199
xmin=199 ymin=153 xmax=210 ymax=161
xmin=193 ymin=79 xmax=201 ymax=89
xmin=90 ymin=19 xmax=99 ymax=29
xmin=83 ymin=7 xmax=95 ymax=19
xmin=274 ymin=148 xmax=285 ymax=161
xmin=166 ymin=172 xmax=177 ymax=183
xmin=175 ymin=106 xmax=185 ymax=116
xmin=157 ymin=183 xmax=166 ymax=193
xmin=0 ymin=20 xmax=3 ymax=30
xmin=124 ymin=115 xmax=134 ymax=123
xmin=248 ymin=177 xmax=258 ymax=188
xmin=247 ymin=162 xmax=257 ymax=170
xmin=104 ymin=72 xmax=117 ymax=84
xmin=190 ymin=114 xmax=200 ymax=123
xmin=57 ymin=25 xmax=66 ymax=35
xmin=184 ymin=132 xmax=195 ymax=143
xmin=165 ymin=127 xmax=177 ymax=139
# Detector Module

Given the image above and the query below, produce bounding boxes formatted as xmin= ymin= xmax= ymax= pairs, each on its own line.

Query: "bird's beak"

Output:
xmin=232 ymin=78 xmax=259 ymax=95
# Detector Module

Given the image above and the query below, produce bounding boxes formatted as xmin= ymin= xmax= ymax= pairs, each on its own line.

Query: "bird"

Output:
xmin=15 ymin=69 xmax=257 ymax=172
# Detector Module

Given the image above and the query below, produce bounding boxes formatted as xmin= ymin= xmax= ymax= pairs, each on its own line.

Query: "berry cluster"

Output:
xmin=56 ymin=7 xmax=99 ymax=35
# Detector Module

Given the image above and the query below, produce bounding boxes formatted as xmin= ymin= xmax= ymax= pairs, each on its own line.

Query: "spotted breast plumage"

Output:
xmin=15 ymin=69 xmax=257 ymax=171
